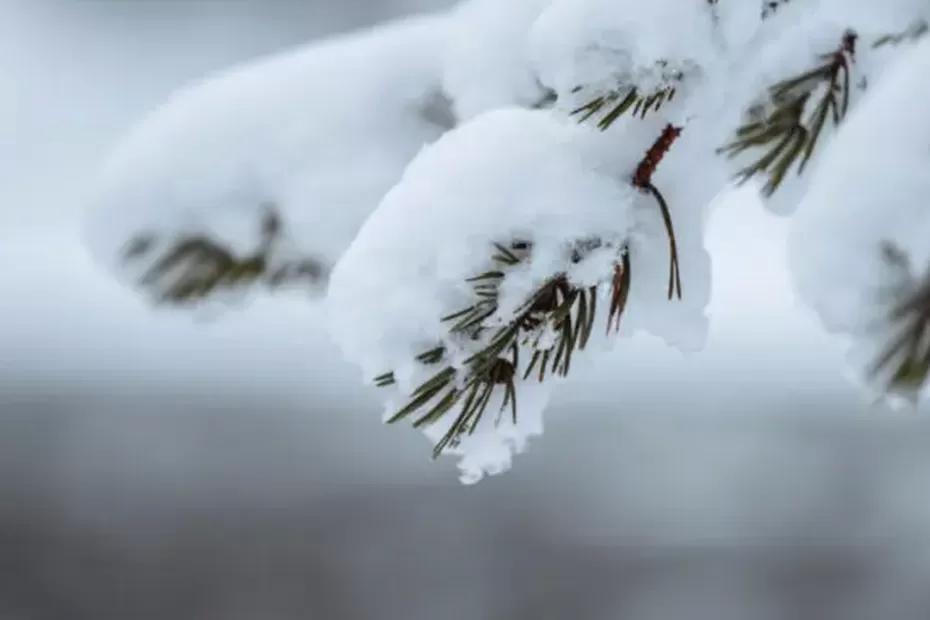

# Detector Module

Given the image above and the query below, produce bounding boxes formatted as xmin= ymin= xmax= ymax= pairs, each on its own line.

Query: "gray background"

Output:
xmin=1 ymin=1 xmax=929 ymax=618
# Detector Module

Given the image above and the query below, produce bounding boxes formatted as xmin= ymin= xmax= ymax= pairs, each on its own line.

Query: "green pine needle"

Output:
xmin=571 ymin=85 xmax=678 ymax=130
xmin=719 ymin=31 xmax=857 ymax=196
xmin=870 ymin=246 xmax=930 ymax=393
xmin=124 ymin=208 xmax=325 ymax=304
xmin=375 ymin=241 xmax=637 ymax=458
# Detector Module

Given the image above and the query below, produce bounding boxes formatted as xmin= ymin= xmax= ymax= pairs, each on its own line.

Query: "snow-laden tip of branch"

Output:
xmin=714 ymin=1 xmax=930 ymax=214
xmin=442 ymin=0 xmax=552 ymax=121
xmin=327 ymin=108 xmax=640 ymax=483
xmin=790 ymin=37 xmax=930 ymax=400
xmin=82 ymin=0 xmax=930 ymax=483
xmin=529 ymin=0 xmax=720 ymax=117
xmin=84 ymin=13 xmax=453 ymax=308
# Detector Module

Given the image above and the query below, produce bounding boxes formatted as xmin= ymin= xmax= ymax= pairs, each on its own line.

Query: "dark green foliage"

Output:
xmin=607 ymin=252 xmax=632 ymax=333
xmin=123 ymin=207 xmax=326 ymax=304
xmin=377 ymin=241 xmax=629 ymax=458
xmin=571 ymin=84 xmax=678 ymax=130
xmin=871 ymin=245 xmax=930 ymax=393
xmin=719 ymin=31 xmax=857 ymax=196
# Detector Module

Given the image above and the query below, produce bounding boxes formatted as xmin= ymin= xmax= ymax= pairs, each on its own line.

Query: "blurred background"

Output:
xmin=2 ymin=1 xmax=929 ymax=619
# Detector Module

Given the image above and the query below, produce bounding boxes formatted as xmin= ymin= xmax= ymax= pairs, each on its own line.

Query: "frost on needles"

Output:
xmin=86 ymin=0 xmax=930 ymax=483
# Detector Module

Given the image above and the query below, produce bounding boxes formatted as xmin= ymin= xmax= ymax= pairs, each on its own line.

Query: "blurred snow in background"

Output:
xmin=1 ymin=1 xmax=929 ymax=618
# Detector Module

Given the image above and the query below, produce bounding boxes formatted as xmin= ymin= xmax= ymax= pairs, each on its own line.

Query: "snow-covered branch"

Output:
xmin=86 ymin=0 xmax=930 ymax=482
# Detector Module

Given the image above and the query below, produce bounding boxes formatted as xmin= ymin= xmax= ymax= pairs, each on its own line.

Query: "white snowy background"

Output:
xmin=2 ymin=1 xmax=930 ymax=618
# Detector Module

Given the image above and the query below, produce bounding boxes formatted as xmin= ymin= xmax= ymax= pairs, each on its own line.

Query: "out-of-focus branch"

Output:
xmin=123 ymin=207 xmax=327 ymax=305
xmin=871 ymin=244 xmax=930 ymax=393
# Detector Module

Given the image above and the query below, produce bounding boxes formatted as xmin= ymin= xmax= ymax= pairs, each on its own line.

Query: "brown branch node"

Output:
xmin=632 ymin=124 xmax=684 ymax=300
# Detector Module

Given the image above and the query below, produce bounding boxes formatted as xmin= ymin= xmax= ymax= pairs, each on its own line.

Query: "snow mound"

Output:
xmin=790 ymin=38 xmax=930 ymax=397
xmin=328 ymin=108 xmax=636 ymax=483
xmin=85 ymin=14 xmax=453 ymax=301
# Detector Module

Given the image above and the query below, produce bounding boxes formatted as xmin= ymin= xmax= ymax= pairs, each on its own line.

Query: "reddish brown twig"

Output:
xmin=633 ymin=124 xmax=682 ymax=190
xmin=632 ymin=124 xmax=684 ymax=300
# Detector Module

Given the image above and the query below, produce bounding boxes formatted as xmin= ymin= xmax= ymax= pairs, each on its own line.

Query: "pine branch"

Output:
xmin=378 ymin=121 xmax=686 ymax=459
xmin=123 ymin=207 xmax=326 ymax=304
xmin=376 ymin=240 xmax=631 ymax=458
xmin=870 ymin=244 xmax=930 ymax=393
xmin=571 ymin=82 xmax=679 ymax=130
xmin=719 ymin=31 xmax=858 ymax=196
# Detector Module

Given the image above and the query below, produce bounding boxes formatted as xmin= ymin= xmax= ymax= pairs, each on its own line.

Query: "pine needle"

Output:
xmin=719 ymin=31 xmax=858 ymax=196
xmin=125 ymin=207 xmax=326 ymax=304
xmin=375 ymin=240 xmax=631 ymax=456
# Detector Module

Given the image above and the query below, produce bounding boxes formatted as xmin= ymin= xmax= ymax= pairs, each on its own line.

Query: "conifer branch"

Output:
xmin=123 ymin=207 xmax=325 ymax=304
xmin=870 ymin=245 xmax=930 ymax=393
xmin=719 ymin=31 xmax=858 ymax=196
xmin=571 ymin=82 xmax=679 ymax=130
xmin=376 ymin=240 xmax=630 ymax=457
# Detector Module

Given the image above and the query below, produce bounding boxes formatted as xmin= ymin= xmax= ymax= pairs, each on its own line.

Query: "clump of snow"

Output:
xmin=710 ymin=1 xmax=766 ymax=53
xmin=441 ymin=0 xmax=551 ymax=121
xmin=425 ymin=382 xmax=551 ymax=486
xmin=529 ymin=0 xmax=719 ymax=111
xmin=621 ymin=122 xmax=725 ymax=353
xmin=327 ymin=108 xmax=637 ymax=482
xmin=713 ymin=1 xmax=930 ymax=214
xmin=789 ymin=37 xmax=930 ymax=394
xmin=85 ymin=14 xmax=453 ymax=299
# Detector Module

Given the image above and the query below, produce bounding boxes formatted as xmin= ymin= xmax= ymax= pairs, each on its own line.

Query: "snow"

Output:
xmin=789 ymin=37 xmax=930 ymax=395
xmin=85 ymin=13 xmax=453 ymax=299
xmin=711 ymin=1 xmax=930 ymax=214
xmin=327 ymin=108 xmax=636 ymax=482
xmin=442 ymin=0 xmax=550 ymax=120
xmin=82 ymin=0 xmax=930 ymax=481
xmin=619 ymin=121 xmax=723 ymax=352
xmin=529 ymin=0 xmax=719 ymax=111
